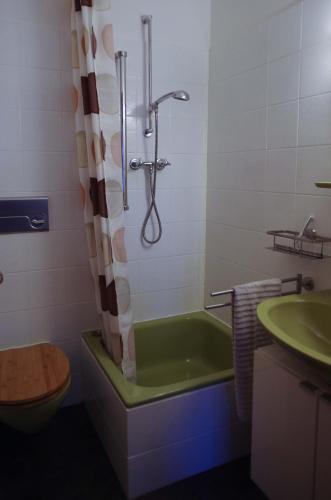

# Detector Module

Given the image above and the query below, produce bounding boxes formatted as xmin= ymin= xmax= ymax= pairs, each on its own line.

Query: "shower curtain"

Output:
xmin=71 ymin=0 xmax=136 ymax=380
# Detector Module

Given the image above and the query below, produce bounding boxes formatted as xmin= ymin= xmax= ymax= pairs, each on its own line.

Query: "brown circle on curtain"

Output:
xmin=99 ymin=276 xmax=118 ymax=316
xmin=113 ymin=227 xmax=127 ymax=263
xmin=91 ymin=26 xmax=97 ymax=58
xmin=110 ymin=131 xmax=121 ymax=167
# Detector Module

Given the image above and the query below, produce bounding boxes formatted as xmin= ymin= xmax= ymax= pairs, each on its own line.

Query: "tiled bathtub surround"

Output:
xmin=111 ymin=0 xmax=210 ymax=321
xmin=206 ymin=0 xmax=331 ymax=322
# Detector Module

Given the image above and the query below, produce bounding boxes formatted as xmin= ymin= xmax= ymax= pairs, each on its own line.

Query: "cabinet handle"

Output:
xmin=300 ymin=380 xmax=319 ymax=393
xmin=320 ymin=392 xmax=331 ymax=404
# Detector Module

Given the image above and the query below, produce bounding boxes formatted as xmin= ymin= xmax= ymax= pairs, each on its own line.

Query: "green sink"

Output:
xmin=257 ymin=290 xmax=331 ymax=372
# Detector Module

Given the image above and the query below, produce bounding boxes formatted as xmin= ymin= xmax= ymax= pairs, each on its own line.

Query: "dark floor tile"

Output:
xmin=0 ymin=404 xmax=267 ymax=500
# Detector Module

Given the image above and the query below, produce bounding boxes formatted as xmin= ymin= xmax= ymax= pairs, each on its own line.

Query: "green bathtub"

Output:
xmin=83 ymin=311 xmax=234 ymax=407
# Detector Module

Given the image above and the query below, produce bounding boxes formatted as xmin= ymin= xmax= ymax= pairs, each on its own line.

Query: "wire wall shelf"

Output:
xmin=267 ymin=230 xmax=331 ymax=260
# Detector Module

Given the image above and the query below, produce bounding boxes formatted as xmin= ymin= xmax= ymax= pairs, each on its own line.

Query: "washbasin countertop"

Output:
xmin=257 ymin=289 xmax=331 ymax=371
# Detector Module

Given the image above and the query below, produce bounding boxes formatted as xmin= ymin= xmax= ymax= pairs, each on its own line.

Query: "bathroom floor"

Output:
xmin=0 ymin=404 xmax=267 ymax=500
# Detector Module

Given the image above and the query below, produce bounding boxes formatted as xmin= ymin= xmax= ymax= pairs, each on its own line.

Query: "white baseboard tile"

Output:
xmin=127 ymin=423 xmax=250 ymax=498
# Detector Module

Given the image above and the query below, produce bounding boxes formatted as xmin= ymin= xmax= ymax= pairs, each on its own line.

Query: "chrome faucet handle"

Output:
xmin=156 ymin=158 xmax=171 ymax=170
xmin=129 ymin=158 xmax=143 ymax=170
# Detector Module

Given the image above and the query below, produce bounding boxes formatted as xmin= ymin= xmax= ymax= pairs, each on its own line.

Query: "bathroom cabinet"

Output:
xmin=251 ymin=345 xmax=331 ymax=500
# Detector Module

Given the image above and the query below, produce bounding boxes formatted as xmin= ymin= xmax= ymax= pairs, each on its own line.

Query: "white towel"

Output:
xmin=232 ymin=278 xmax=282 ymax=422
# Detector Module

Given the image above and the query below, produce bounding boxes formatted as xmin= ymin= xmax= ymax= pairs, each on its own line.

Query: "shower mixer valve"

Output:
xmin=129 ymin=158 xmax=170 ymax=171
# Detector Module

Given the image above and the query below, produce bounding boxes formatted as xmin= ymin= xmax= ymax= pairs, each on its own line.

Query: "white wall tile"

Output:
xmin=0 ymin=106 xmax=21 ymax=151
xmin=268 ymin=53 xmax=300 ymax=105
xmin=0 ymin=273 xmax=29 ymax=313
xmin=27 ymin=269 xmax=69 ymax=309
xmin=302 ymin=0 xmax=331 ymax=48
xmin=300 ymin=42 xmax=331 ymax=97
xmin=0 ymin=151 xmax=24 ymax=194
xmin=268 ymin=2 xmax=302 ymax=61
xmin=299 ymin=93 xmax=331 ymax=146
xmin=18 ymin=22 xmax=61 ymax=70
xmin=0 ymin=310 xmax=32 ymax=348
xmin=0 ymin=234 xmax=28 ymax=273
xmin=0 ymin=21 xmax=19 ymax=66
xmin=0 ymin=67 xmax=19 ymax=108
xmin=267 ymin=101 xmax=298 ymax=149
xmin=296 ymin=146 xmax=331 ymax=195
xmin=20 ymin=68 xmax=62 ymax=111
xmin=21 ymin=110 xmax=62 ymax=151
xmin=206 ymin=0 xmax=331 ymax=306
xmin=265 ymin=148 xmax=297 ymax=193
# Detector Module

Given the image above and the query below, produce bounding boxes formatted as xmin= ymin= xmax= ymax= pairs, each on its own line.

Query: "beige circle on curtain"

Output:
xmin=113 ymin=227 xmax=127 ymax=263
xmin=115 ymin=277 xmax=131 ymax=314
xmin=71 ymin=31 xmax=79 ymax=68
xmin=94 ymin=0 xmax=112 ymax=10
xmin=102 ymin=233 xmax=113 ymax=266
xmin=76 ymin=131 xmax=88 ymax=167
xmin=86 ymin=223 xmax=97 ymax=257
xmin=102 ymin=24 xmax=115 ymax=60
xmin=71 ymin=85 xmax=78 ymax=112
xmin=81 ymin=26 xmax=90 ymax=56
xmin=110 ymin=131 xmax=121 ymax=167
xmin=105 ymin=180 xmax=123 ymax=218
xmin=91 ymin=133 xmax=102 ymax=166
xmin=96 ymin=74 xmax=119 ymax=114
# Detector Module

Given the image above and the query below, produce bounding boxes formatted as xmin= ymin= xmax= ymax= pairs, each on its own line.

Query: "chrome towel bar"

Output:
xmin=205 ymin=274 xmax=314 ymax=311
xmin=115 ymin=50 xmax=129 ymax=211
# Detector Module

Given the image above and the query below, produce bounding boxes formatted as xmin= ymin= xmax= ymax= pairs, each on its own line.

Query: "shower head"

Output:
xmin=151 ymin=90 xmax=190 ymax=110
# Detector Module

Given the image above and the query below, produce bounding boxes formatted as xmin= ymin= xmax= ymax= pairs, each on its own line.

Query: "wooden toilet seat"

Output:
xmin=0 ymin=343 xmax=70 ymax=406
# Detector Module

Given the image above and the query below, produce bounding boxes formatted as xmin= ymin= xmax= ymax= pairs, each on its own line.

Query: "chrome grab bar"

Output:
xmin=205 ymin=274 xmax=314 ymax=311
xmin=115 ymin=50 xmax=129 ymax=211
xmin=142 ymin=15 xmax=153 ymax=137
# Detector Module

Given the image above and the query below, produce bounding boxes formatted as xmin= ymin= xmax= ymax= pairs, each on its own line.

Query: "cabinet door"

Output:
xmin=315 ymin=395 xmax=331 ymax=500
xmin=251 ymin=352 xmax=318 ymax=500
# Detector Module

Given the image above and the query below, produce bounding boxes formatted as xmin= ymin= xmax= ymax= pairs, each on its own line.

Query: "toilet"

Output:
xmin=0 ymin=343 xmax=71 ymax=433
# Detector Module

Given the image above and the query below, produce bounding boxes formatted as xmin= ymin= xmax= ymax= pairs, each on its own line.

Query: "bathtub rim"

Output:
xmin=82 ymin=311 xmax=234 ymax=408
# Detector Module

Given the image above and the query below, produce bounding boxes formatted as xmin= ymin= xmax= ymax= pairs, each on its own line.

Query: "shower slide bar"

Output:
xmin=205 ymin=274 xmax=314 ymax=311
xmin=142 ymin=15 xmax=153 ymax=137
xmin=115 ymin=50 xmax=129 ymax=211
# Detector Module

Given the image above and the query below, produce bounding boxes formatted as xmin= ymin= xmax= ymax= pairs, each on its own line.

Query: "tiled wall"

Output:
xmin=0 ymin=0 xmax=210 ymax=404
xmin=206 ymin=0 xmax=331 ymax=322
xmin=111 ymin=0 xmax=210 ymax=321
xmin=0 ymin=0 xmax=98 ymax=404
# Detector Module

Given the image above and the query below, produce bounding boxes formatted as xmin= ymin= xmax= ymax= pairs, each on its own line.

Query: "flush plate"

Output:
xmin=0 ymin=197 xmax=49 ymax=234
